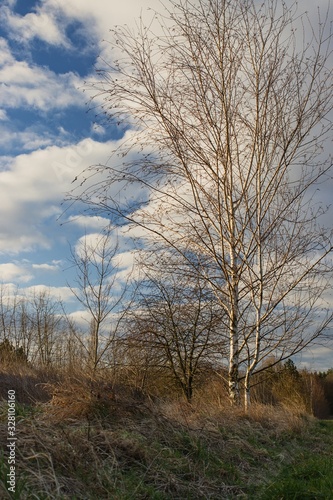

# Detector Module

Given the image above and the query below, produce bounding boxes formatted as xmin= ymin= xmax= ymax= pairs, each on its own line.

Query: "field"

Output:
xmin=1 ymin=370 xmax=333 ymax=499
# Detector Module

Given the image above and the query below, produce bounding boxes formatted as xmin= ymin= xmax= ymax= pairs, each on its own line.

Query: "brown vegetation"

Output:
xmin=1 ymin=360 xmax=332 ymax=499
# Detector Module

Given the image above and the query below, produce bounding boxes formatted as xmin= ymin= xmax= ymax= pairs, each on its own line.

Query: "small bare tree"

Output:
xmin=28 ymin=289 xmax=63 ymax=367
xmin=127 ymin=259 xmax=226 ymax=401
xmin=0 ymin=285 xmax=63 ymax=365
xmin=16 ymin=298 xmax=35 ymax=361
xmin=0 ymin=284 xmax=19 ymax=344
xmin=68 ymin=226 xmax=129 ymax=375
xmin=72 ymin=0 xmax=333 ymax=407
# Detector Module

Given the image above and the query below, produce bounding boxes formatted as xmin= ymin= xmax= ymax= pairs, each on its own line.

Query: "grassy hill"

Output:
xmin=1 ymin=369 xmax=333 ymax=499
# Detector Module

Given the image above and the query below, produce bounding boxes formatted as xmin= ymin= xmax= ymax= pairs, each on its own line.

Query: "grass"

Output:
xmin=0 ymin=376 xmax=333 ymax=499
xmin=257 ymin=420 xmax=333 ymax=500
xmin=259 ymin=453 xmax=333 ymax=499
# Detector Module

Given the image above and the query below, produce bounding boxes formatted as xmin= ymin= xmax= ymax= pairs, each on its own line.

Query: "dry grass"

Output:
xmin=0 ymin=370 xmax=331 ymax=499
xmin=0 ymin=364 xmax=55 ymax=405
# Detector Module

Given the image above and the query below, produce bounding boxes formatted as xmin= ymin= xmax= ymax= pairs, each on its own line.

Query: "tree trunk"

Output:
xmin=244 ymin=371 xmax=251 ymax=412
xmin=229 ymin=312 xmax=240 ymax=405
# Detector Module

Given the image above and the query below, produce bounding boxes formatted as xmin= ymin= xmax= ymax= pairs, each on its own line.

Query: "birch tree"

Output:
xmin=73 ymin=0 xmax=333 ymax=406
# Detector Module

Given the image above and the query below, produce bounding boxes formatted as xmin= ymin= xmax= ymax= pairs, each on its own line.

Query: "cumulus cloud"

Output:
xmin=0 ymin=262 xmax=33 ymax=283
xmin=0 ymin=127 xmax=56 ymax=152
xmin=23 ymin=284 xmax=76 ymax=303
xmin=0 ymin=60 xmax=83 ymax=110
xmin=0 ymin=134 xmax=146 ymax=253
xmin=43 ymin=0 xmax=156 ymax=38
xmin=1 ymin=6 xmax=67 ymax=46
xmin=32 ymin=262 xmax=61 ymax=272
xmin=0 ymin=35 xmax=84 ymax=114
xmin=66 ymin=215 xmax=111 ymax=229
xmin=0 ymin=260 xmax=64 ymax=285
xmin=91 ymin=123 xmax=106 ymax=136
xmin=71 ymin=228 xmax=136 ymax=288
xmin=67 ymin=309 xmax=93 ymax=328
xmin=0 ymin=38 xmax=13 ymax=65
xmin=1 ymin=0 xmax=159 ymax=66
xmin=73 ymin=232 xmax=115 ymax=261
xmin=0 ymin=139 xmax=97 ymax=252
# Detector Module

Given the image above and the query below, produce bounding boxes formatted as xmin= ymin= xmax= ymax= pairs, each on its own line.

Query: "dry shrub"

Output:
xmin=43 ymin=375 xmax=152 ymax=424
xmin=0 ymin=364 xmax=56 ymax=404
xmin=44 ymin=378 xmax=113 ymax=422
xmin=1 ymin=418 xmax=112 ymax=498
xmin=119 ymin=364 xmax=184 ymax=400
xmin=195 ymin=373 xmax=229 ymax=408
xmin=154 ymin=393 xmax=312 ymax=442
xmin=1 ymin=390 xmax=151 ymax=498
xmin=241 ymin=403 xmax=312 ymax=435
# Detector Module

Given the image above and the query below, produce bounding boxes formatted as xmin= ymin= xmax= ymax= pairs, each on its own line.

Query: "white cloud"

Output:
xmin=0 ymin=262 xmax=33 ymax=283
xmin=73 ymin=232 xmax=112 ymax=259
xmin=0 ymin=60 xmax=83 ymax=110
xmin=23 ymin=284 xmax=76 ymax=303
xmin=0 ymin=36 xmax=84 ymax=113
xmin=68 ymin=309 xmax=92 ymax=328
xmin=0 ymin=136 xmax=142 ymax=253
xmin=44 ymin=0 xmax=156 ymax=36
xmin=0 ymin=127 xmax=55 ymax=151
xmin=111 ymin=250 xmax=137 ymax=284
xmin=67 ymin=215 xmax=111 ymax=229
xmin=91 ymin=123 xmax=106 ymax=136
xmin=0 ymin=232 xmax=50 ymax=255
xmin=71 ymin=230 xmax=136 ymax=288
xmin=32 ymin=263 xmax=61 ymax=272
xmin=1 ymin=6 xmax=67 ymax=46
xmin=0 ymin=109 xmax=8 ymax=121
xmin=1 ymin=0 xmax=159 ymax=64
xmin=0 ymin=38 xmax=13 ymax=65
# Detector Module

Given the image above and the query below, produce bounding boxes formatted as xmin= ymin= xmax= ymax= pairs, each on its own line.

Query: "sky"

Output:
xmin=0 ymin=0 xmax=155 ymax=300
xmin=0 ymin=0 xmax=332 ymax=370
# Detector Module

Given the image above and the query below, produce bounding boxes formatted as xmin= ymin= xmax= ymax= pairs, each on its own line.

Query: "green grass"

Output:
xmin=257 ymin=421 xmax=333 ymax=500
xmin=259 ymin=454 xmax=333 ymax=499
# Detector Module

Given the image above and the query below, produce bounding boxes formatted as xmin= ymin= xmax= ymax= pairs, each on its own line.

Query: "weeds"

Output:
xmin=0 ymin=374 xmax=333 ymax=499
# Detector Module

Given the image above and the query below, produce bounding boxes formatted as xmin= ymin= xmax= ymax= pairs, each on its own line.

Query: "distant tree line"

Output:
xmin=1 ymin=259 xmax=333 ymax=417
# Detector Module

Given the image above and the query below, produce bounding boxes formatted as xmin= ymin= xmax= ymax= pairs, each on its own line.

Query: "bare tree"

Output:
xmin=58 ymin=308 xmax=88 ymax=372
xmin=28 ymin=289 xmax=63 ymax=367
xmin=0 ymin=285 xmax=66 ymax=366
xmin=68 ymin=225 xmax=129 ymax=375
xmin=72 ymin=0 xmax=333 ymax=406
xmin=14 ymin=298 xmax=35 ymax=361
xmin=127 ymin=258 xmax=226 ymax=401
xmin=0 ymin=284 xmax=19 ymax=344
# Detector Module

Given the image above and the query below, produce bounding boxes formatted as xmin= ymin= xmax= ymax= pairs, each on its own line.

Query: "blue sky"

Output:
xmin=0 ymin=0 xmax=332 ymax=370
xmin=0 ymin=0 xmax=154 ymax=295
